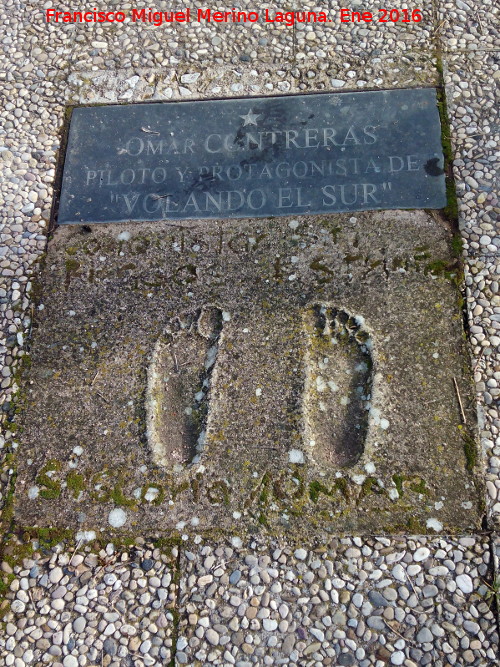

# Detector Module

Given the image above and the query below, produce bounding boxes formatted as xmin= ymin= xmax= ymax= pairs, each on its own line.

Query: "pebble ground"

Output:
xmin=0 ymin=1 xmax=499 ymax=665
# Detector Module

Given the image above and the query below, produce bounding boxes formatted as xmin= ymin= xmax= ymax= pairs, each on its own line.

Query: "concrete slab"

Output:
xmin=15 ymin=210 xmax=482 ymax=536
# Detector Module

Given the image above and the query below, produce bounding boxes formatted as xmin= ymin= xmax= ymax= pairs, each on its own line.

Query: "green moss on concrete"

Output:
xmin=451 ymin=234 xmax=463 ymax=258
xmin=406 ymin=516 xmax=426 ymax=533
xmin=392 ymin=474 xmax=405 ymax=497
xmin=36 ymin=460 xmax=62 ymax=500
xmin=435 ymin=63 xmax=459 ymax=224
xmin=0 ymin=573 xmax=15 ymax=597
xmin=459 ymin=426 xmax=478 ymax=472
xmin=66 ymin=472 xmax=85 ymax=499
xmin=65 ymin=258 xmax=80 ymax=273
xmin=309 ymin=480 xmax=331 ymax=503
xmin=410 ymin=479 xmax=429 ymax=496
xmin=110 ymin=484 xmax=137 ymax=508
xmin=36 ymin=526 xmax=73 ymax=549
xmin=334 ymin=478 xmax=349 ymax=500
xmin=359 ymin=476 xmax=379 ymax=500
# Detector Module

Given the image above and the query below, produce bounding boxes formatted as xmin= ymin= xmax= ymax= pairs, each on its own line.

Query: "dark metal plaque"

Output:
xmin=59 ymin=89 xmax=446 ymax=224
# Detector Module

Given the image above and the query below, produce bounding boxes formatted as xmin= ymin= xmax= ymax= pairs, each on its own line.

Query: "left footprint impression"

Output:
xmin=146 ymin=307 xmax=224 ymax=468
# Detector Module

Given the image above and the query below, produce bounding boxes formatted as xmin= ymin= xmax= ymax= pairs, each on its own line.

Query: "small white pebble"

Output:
xmin=144 ymin=487 xmax=159 ymax=502
xmin=288 ymin=449 xmax=305 ymax=464
xmin=351 ymin=475 xmax=366 ymax=485
xmin=76 ymin=530 xmax=96 ymax=543
xmin=414 ymin=547 xmax=431 ymax=562
xmin=316 ymin=376 xmax=327 ymax=392
xmin=426 ymin=518 xmax=443 ymax=532
xmin=108 ymin=508 xmax=127 ymax=528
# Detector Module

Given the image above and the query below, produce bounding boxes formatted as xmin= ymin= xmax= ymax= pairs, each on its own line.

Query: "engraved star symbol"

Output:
xmin=240 ymin=109 xmax=262 ymax=126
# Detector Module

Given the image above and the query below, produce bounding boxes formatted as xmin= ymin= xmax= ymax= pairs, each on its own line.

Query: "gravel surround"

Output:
xmin=0 ymin=542 xmax=177 ymax=666
xmin=176 ymin=536 xmax=499 ymax=666
xmin=0 ymin=536 xmax=498 ymax=666
xmin=1 ymin=1 xmax=499 ymax=664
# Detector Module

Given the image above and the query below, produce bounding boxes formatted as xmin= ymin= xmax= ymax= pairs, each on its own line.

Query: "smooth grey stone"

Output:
xmin=368 ymin=590 xmax=389 ymax=607
xmin=417 ymin=627 xmax=433 ymax=643
xmin=410 ymin=648 xmax=423 ymax=661
xmin=463 ymin=621 xmax=480 ymax=635
xmin=141 ymin=559 xmax=154 ymax=571
xmin=229 ymin=570 xmax=241 ymax=585
xmin=367 ymin=616 xmax=385 ymax=630
xmin=103 ymin=638 xmax=117 ymax=656
xmin=422 ymin=585 xmax=439 ymax=598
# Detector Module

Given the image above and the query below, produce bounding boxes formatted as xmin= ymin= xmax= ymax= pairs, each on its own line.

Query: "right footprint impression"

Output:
xmin=303 ymin=306 xmax=373 ymax=468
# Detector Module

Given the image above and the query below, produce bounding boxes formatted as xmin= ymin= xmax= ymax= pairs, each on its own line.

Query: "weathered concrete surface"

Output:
xmin=15 ymin=211 xmax=482 ymax=536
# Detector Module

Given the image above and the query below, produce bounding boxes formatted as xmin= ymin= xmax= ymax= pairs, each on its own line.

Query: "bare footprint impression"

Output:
xmin=146 ymin=306 xmax=225 ymax=469
xmin=303 ymin=306 xmax=373 ymax=468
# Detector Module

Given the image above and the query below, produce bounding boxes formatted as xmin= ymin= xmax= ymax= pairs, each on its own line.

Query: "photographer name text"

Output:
xmin=45 ymin=7 xmax=424 ymax=26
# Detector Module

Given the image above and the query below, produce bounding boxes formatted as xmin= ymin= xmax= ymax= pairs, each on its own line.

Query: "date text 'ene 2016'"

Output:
xmin=340 ymin=8 xmax=423 ymax=23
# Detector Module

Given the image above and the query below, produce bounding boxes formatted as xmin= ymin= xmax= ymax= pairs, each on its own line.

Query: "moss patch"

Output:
xmin=392 ymin=474 xmax=405 ymax=498
xmin=309 ymin=480 xmax=331 ymax=503
xmin=110 ymin=484 xmax=137 ymax=508
xmin=435 ymin=64 xmax=459 ymax=224
xmin=36 ymin=460 xmax=62 ymax=500
xmin=66 ymin=472 xmax=85 ymax=499
xmin=459 ymin=426 xmax=478 ymax=472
